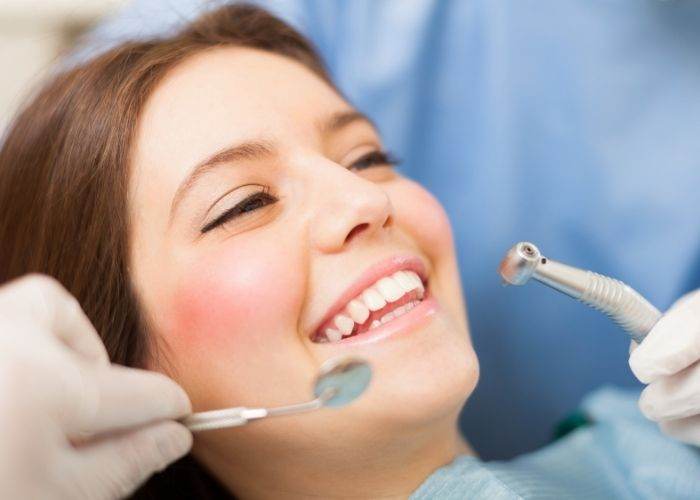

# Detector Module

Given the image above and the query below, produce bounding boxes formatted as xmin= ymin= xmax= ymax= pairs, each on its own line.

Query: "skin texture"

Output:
xmin=128 ymin=46 xmax=479 ymax=499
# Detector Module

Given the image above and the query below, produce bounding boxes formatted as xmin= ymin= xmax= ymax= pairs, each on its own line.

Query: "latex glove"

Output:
xmin=0 ymin=275 xmax=193 ymax=499
xmin=629 ymin=288 xmax=700 ymax=445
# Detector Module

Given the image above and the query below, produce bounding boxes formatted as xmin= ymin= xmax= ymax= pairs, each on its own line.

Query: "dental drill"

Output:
xmin=499 ymin=242 xmax=661 ymax=344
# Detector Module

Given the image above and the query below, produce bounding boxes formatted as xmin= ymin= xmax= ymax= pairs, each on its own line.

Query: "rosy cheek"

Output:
xmin=392 ymin=179 xmax=455 ymax=256
xmin=164 ymin=240 xmax=301 ymax=356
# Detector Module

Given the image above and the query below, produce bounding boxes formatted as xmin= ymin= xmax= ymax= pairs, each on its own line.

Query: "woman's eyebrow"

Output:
xmin=320 ymin=110 xmax=377 ymax=134
xmin=169 ymin=140 xmax=276 ymax=221
xmin=169 ymin=112 xmax=375 ymax=223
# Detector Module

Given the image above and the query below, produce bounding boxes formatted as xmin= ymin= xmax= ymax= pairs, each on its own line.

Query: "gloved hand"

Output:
xmin=629 ymin=288 xmax=700 ymax=446
xmin=0 ymin=274 xmax=193 ymax=499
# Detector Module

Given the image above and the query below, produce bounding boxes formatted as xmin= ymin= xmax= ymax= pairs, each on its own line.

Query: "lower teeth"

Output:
xmin=368 ymin=300 xmax=420 ymax=331
xmin=320 ymin=299 xmax=423 ymax=341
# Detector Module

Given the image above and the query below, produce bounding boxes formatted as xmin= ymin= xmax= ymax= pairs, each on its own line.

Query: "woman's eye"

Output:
xmin=349 ymin=150 xmax=400 ymax=171
xmin=201 ymin=189 xmax=277 ymax=234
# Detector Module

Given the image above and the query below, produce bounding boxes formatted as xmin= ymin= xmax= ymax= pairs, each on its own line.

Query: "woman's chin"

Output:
xmin=382 ymin=358 xmax=477 ymax=430
xmin=355 ymin=317 xmax=479 ymax=431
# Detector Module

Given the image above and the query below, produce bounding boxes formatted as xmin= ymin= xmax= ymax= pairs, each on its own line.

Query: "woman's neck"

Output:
xmin=196 ymin=417 xmax=472 ymax=499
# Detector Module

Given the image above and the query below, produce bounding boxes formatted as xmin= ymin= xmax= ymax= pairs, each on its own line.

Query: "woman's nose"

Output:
xmin=310 ymin=168 xmax=393 ymax=253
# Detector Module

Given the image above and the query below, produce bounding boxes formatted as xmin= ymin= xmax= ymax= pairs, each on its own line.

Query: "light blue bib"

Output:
xmin=412 ymin=387 xmax=700 ymax=499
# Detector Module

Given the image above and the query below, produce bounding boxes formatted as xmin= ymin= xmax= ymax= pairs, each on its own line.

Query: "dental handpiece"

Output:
xmin=498 ymin=242 xmax=661 ymax=343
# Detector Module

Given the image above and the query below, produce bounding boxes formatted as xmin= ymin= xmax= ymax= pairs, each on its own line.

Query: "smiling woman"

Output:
xmin=3 ymin=3 xmax=700 ymax=499
xmin=0 ymin=3 xmax=477 ymax=498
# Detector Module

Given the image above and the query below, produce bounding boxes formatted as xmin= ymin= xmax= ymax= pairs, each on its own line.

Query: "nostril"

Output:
xmin=345 ymin=223 xmax=369 ymax=245
xmin=382 ymin=214 xmax=393 ymax=229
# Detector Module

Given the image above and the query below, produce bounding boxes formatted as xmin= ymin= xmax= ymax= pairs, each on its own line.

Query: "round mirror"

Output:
xmin=313 ymin=356 xmax=372 ymax=408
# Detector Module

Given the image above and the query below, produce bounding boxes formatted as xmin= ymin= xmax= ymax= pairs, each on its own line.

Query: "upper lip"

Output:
xmin=309 ymin=254 xmax=428 ymax=338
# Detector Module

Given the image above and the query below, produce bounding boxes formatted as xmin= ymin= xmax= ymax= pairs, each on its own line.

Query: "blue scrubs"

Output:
xmin=79 ymin=0 xmax=700 ymax=458
xmin=412 ymin=388 xmax=700 ymax=499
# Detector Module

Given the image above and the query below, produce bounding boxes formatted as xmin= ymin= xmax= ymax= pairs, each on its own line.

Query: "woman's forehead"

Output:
xmin=132 ymin=46 xmax=349 ymax=180
xmin=142 ymin=46 xmax=345 ymax=143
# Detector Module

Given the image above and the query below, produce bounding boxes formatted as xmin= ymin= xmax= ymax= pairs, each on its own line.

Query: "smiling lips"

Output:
xmin=312 ymin=269 xmax=426 ymax=343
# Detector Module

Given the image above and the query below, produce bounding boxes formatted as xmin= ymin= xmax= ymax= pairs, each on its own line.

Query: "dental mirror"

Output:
xmin=313 ymin=356 xmax=372 ymax=408
xmin=183 ymin=355 xmax=372 ymax=432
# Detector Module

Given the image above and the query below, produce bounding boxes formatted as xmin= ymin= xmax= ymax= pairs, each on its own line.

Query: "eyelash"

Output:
xmin=349 ymin=150 xmax=400 ymax=171
xmin=201 ymin=150 xmax=398 ymax=233
xmin=201 ymin=187 xmax=277 ymax=233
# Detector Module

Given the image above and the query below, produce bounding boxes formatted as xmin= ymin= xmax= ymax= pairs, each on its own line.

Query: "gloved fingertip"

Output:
xmin=638 ymin=386 xmax=669 ymax=421
xmin=638 ymin=396 xmax=658 ymax=421
xmin=660 ymin=419 xmax=700 ymax=447
xmin=171 ymin=384 xmax=192 ymax=417
xmin=153 ymin=421 xmax=192 ymax=468
xmin=628 ymin=340 xmax=639 ymax=355
xmin=669 ymin=288 xmax=700 ymax=311
xmin=629 ymin=353 xmax=656 ymax=384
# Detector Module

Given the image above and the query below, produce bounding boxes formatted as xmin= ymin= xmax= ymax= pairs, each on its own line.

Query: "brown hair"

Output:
xmin=0 ymin=3 xmax=332 ymax=369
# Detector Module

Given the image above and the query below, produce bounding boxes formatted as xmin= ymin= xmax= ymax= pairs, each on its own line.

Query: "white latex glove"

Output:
xmin=629 ymin=288 xmax=700 ymax=445
xmin=0 ymin=274 xmax=193 ymax=499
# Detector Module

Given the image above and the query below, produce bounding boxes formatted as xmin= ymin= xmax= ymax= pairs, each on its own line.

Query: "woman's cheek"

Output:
xmin=392 ymin=179 xmax=455 ymax=256
xmin=391 ymin=178 xmax=467 ymax=324
xmin=164 ymin=239 xmax=302 ymax=355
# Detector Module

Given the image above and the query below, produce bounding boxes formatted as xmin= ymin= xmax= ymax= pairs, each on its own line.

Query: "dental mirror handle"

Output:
xmin=182 ymin=391 xmax=331 ymax=432
xmin=181 ymin=355 xmax=370 ymax=432
xmin=182 ymin=407 xmax=267 ymax=432
xmin=499 ymin=242 xmax=661 ymax=343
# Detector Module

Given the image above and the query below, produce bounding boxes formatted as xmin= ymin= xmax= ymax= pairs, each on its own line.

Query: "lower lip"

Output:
xmin=316 ymin=294 xmax=439 ymax=347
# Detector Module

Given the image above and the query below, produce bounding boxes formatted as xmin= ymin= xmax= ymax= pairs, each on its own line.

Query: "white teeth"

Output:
xmin=334 ymin=314 xmax=354 ymax=336
xmin=361 ymin=288 xmax=386 ymax=311
xmin=380 ymin=311 xmax=395 ymax=324
xmin=325 ymin=328 xmax=342 ymax=342
xmin=346 ymin=299 xmax=370 ymax=324
xmin=375 ymin=276 xmax=404 ymax=302
xmin=333 ymin=314 xmax=355 ymax=336
xmin=406 ymin=271 xmax=424 ymax=297
xmin=393 ymin=271 xmax=416 ymax=293
xmin=392 ymin=270 xmax=424 ymax=299
xmin=318 ymin=270 xmax=426 ymax=342
xmin=391 ymin=300 xmax=420 ymax=321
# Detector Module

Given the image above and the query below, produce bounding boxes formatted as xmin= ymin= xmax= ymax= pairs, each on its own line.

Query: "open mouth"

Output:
xmin=311 ymin=268 xmax=427 ymax=343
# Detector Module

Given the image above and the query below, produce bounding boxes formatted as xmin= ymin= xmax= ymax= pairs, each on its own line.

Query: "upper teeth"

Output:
xmin=321 ymin=270 xmax=424 ymax=342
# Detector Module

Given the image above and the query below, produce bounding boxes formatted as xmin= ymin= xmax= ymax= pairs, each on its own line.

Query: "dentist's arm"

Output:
xmin=630 ymin=288 xmax=700 ymax=445
xmin=0 ymin=274 xmax=192 ymax=499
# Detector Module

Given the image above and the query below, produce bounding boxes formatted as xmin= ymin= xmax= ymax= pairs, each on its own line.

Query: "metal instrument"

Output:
xmin=499 ymin=241 xmax=660 ymax=343
xmin=183 ymin=356 xmax=372 ymax=432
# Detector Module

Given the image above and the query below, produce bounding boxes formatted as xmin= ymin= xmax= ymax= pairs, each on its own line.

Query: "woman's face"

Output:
xmin=129 ymin=47 xmax=478 ymax=463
